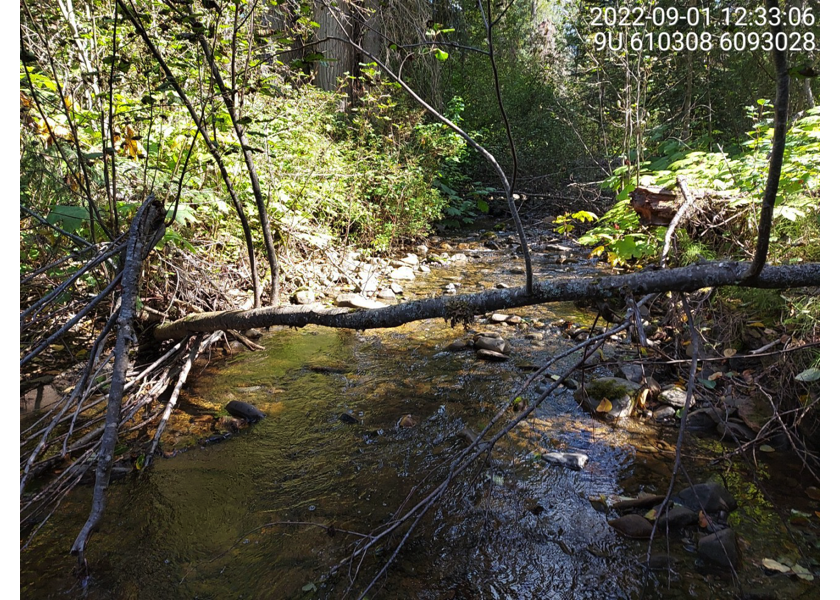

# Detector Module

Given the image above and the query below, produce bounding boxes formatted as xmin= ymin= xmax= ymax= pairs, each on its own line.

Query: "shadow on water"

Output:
xmin=21 ymin=232 xmax=819 ymax=599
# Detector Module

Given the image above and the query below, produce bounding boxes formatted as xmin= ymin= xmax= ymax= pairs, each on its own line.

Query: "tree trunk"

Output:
xmin=313 ymin=0 xmax=357 ymax=93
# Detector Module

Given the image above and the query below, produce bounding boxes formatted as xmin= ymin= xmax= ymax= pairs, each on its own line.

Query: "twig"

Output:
xmin=660 ymin=176 xmax=699 ymax=267
xmin=645 ymin=293 xmax=701 ymax=565
xmin=145 ymin=337 xmax=202 ymax=466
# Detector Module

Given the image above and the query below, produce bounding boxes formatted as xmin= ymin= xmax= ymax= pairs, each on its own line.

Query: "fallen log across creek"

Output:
xmin=153 ymin=260 xmax=820 ymax=341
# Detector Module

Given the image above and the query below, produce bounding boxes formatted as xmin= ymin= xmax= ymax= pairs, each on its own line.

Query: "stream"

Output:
xmin=21 ymin=223 xmax=819 ymax=599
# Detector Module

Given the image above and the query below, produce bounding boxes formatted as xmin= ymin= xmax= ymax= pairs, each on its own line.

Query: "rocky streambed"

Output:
xmin=21 ymin=218 xmax=819 ymax=599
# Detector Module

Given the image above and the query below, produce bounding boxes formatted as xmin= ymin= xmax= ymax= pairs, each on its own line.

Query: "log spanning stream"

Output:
xmin=21 ymin=227 xmax=819 ymax=599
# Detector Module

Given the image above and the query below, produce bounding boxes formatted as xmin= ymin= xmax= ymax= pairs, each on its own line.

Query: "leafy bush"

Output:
xmin=573 ymin=104 xmax=820 ymax=267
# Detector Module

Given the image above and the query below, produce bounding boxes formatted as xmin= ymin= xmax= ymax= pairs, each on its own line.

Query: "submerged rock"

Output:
xmin=686 ymin=407 xmax=724 ymax=432
xmin=225 ymin=401 xmax=266 ymax=423
xmin=476 ymin=349 xmax=509 ymax=362
xmin=716 ymin=420 xmax=756 ymax=442
xmin=654 ymin=505 xmax=699 ymax=531
xmin=611 ymin=493 xmax=666 ymax=511
xmin=675 ymin=482 xmax=737 ymax=513
xmin=698 ymin=528 xmax=741 ymax=569
xmin=444 ymin=338 xmax=472 ymax=352
xmin=398 ymin=414 xmax=417 ymax=428
xmin=217 ymin=416 xmax=248 ymax=433
xmin=646 ymin=554 xmax=675 ymax=571
xmin=339 ymin=412 xmax=359 ymax=424
xmin=608 ymin=514 xmax=654 ymax=539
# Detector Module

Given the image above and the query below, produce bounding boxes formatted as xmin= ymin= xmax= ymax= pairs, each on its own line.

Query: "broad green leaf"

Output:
xmin=794 ymin=368 xmax=820 ymax=382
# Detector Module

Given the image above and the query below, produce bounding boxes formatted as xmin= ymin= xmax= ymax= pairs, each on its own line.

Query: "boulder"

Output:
xmin=335 ymin=294 xmax=386 ymax=309
xmin=686 ymin=407 xmax=724 ymax=432
xmin=608 ymin=514 xmax=654 ymax=539
xmin=716 ymin=420 xmax=756 ymax=442
xmin=339 ymin=412 xmax=359 ymax=424
xmin=617 ymin=364 xmax=644 ymax=383
xmin=292 ymin=290 xmax=316 ymax=305
xmin=358 ymin=276 xmax=379 ymax=295
xmin=574 ymin=377 xmax=641 ymax=419
xmin=655 ymin=505 xmax=699 ymax=531
xmin=389 ymin=266 xmax=415 ymax=280
xmin=675 ymin=482 xmax=737 ymax=513
xmin=543 ymin=452 xmax=588 ymax=471
xmin=444 ymin=339 xmax=472 ymax=352
xmin=477 ymin=349 xmax=508 ymax=362
xmin=474 ymin=336 xmax=508 ymax=355
xmin=653 ymin=406 xmax=676 ymax=421
xmin=698 ymin=528 xmax=741 ymax=569
xmin=660 ymin=387 xmax=693 ymax=408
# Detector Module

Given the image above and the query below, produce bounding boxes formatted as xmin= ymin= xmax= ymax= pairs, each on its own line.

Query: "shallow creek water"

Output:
xmin=21 ymin=228 xmax=819 ymax=599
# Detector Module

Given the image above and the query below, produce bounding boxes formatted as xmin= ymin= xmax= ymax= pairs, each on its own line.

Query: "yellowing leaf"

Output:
xmin=595 ymin=398 xmax=612 ymax=413
xmin=119 ymin=125 xmax=145 ymax=159
xmin=762 ymin=558 xmax=791 ymax=573
xmin=36 ymin=118 xmax=73 ymax=146
xmin=724 ymin=348 xmax=737 ymax=358
xmin=709 ymin=371 xmax=724 ymax=381
xmin=791 ymin=564 xmax=814 ymax=581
